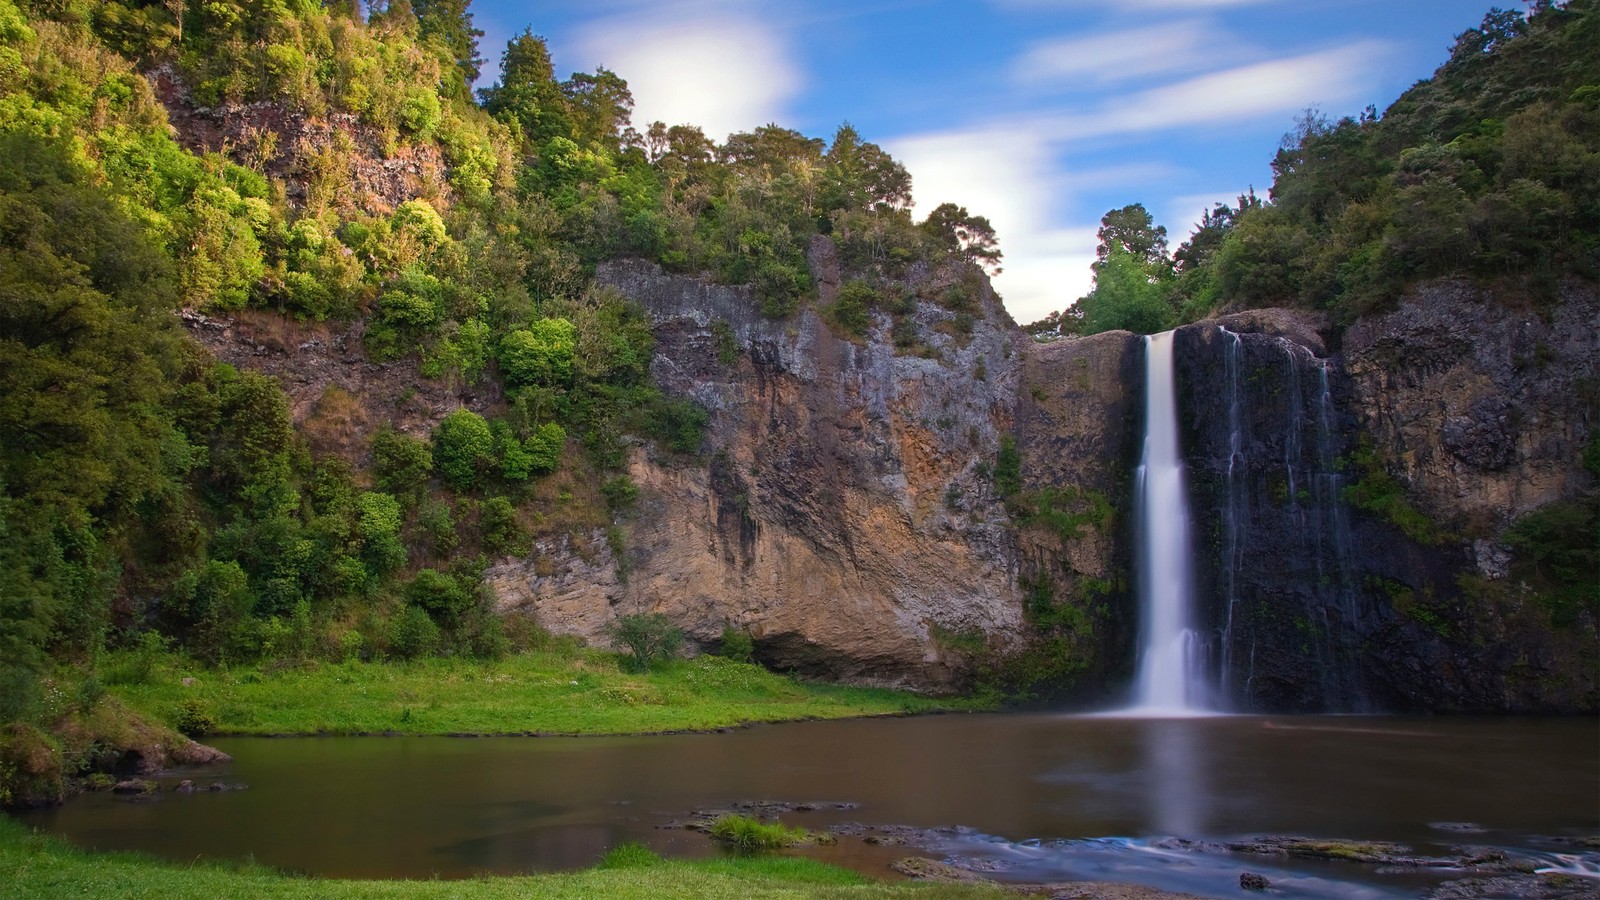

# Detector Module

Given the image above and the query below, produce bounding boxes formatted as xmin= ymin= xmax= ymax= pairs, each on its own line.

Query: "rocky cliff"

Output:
xmin=1174 ymin=284 xmax=1599 ymax=712
xmin=491 ymin=243 xmax=1035 ymax=689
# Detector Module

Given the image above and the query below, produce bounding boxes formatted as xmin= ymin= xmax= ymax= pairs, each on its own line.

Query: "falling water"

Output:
xmin=1217 ymin=328 xmax=1246 ymax=703
xmin=1131 ymin=331 xmax=1206 ymax=714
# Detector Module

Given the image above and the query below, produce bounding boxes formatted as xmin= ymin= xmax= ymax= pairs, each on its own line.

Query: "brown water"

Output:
xmin=20 ymin=714 xmax=1600 ymax=897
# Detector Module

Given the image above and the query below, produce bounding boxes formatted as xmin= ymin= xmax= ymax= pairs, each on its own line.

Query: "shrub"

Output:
xmin=707 ymin=815 xmax=812 ymax=852
xmin=433 ymin=408 xmax=495 ymax=490
xmin=605 ymin=612 xmax=683 ymax=672
xmin=407 ymin=569 xmax=473 ymax=626
xmin=389 ymin=605 xmax=441 ymax=660
xmin=371 ymin=427 xmax=433 ymax=498
xmin=601 ymin=475 xmax=639 ymax=513
xmin=174 ymin=698 xmax=217 ymax=737
xmin=499 ymin=318 xmax=577 ymax=388
xmin=479 ymin=496 xmax=523 ymax=555
xmin=716 ymin=625 xmax=755 ymax=663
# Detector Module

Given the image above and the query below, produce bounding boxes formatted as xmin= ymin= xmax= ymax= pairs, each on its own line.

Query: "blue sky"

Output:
xmin=469 ymin=0 xmax=1502 ymax=323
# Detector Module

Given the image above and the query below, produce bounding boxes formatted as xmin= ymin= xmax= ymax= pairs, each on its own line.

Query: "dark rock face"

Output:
xmin=1013 ymin=331 xmax=1145 ymax=700
xmin=1174 ymin=283 xmax=1599 ymax=713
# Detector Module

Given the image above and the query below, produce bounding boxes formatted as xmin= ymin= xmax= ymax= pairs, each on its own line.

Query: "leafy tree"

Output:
xmin=921 ymin=203 xmax=1003 ymax=275
xmin=371 ymin=427 xmax=433 ymax=499
xmin=1078 ymin=245 xmax=1172 ymax=335
xmin=605 ymin=612 xmax=683 ymax=671
xmin=562 ymin=67 xmax=633 ymax=151
xmin=407 ymin=567 xmax=472 ymax=625
xmin=479 ymin=30 xmax=570 ymax=146
xmin=413 ymin=0 xmax=483 ymax=100
xmin=432 ymin=408 xmax=495 ymax=489
xmin=1094 ymin=203 xmax=1170 ymax=274
xmin=499 ymin=318 xmax=577 ymax=388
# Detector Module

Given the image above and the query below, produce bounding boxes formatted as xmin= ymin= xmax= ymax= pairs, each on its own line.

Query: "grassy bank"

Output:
xmin=0 ymin=817 xmax=1004 ymax=899
xmin=103 ymin=646 xmax=988 ymax=737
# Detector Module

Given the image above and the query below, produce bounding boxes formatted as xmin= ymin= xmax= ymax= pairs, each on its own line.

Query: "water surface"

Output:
xmin=21 ymin=714 xmax=1598 ymax=896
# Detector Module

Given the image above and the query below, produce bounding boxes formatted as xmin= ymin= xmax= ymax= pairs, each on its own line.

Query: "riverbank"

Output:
xmin=0 ymin=817 xmax=1007 ymax=899
xmin=102 ymin=646 xmax=989 ymax=737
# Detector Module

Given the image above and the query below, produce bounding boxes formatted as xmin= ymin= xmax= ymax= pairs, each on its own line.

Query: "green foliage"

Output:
xmin=432 ymin=408 xmax=495 ymax=490
xmin=357 ymin=492 xmax=407 ymax=574
xmin=371 ymin=427 xmax=433 ymax=499
xmin=827 ymin=278 xmax=878 ymax=337
xmin=716 ymin=625 xmax=755 ymax=663
xmin=500 ymin=318 xmax=577 ymax=388
xmin=708 ymin=815 xmax=813 ymax=852
xmin=1341 ymin=438 xmax=1444 ymax=544
xmin=1077 ymin=244 xmax=1172 ymax=336
xmin=993 ymin=436 xmax=1022 ymax=499
xmin=478 ymin=496 xmax=523 ymax=555
xmin=1009 ymin=486 xmax=1113 ymax=543
xmin=605 ymin=612 xmax=683 ymax=671
xmin=600 ymin=475 xmax=639 ymax=513
xmin=174 ymin=698 xmax=217 ymax=737
xmin=407 ymin=568 xmax=473 ymax=626
xmin=1504 ymin=496 xmax=1600 ymax=626
xmin=389 ymin=604 xmax=441 ymax=661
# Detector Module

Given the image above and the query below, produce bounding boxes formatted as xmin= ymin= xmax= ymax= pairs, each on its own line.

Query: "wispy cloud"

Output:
xmin=1042 ymin=41 xmax=1391 ymax=140
xmin=886 ymin=129 xmax=1160 ymax=321
xmin=1011 ymin=22 xmax=1233 ymax=87
xmin=570 ymin=9 xmax=802 ymax=140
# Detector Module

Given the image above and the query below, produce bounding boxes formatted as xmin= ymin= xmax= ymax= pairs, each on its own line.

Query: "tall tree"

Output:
xmin=414 ymin=0 xmax=484 ymax=100
xmin=562 ymin=67 xmax=633 ymax=152
xmin=479 ymin=30 xmax=571 ymax=147
xmin=1094 ymin=203 xmax=1170 ymax=273
xmin=921 ymin=203 xmax=1003 ymax=275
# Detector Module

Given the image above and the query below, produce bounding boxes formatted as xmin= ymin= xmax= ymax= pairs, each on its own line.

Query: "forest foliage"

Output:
xmin=1050 ymin=0 xmax=1598 ymax=338
xmin=0 ymin=0 xmax=1008 ymax=729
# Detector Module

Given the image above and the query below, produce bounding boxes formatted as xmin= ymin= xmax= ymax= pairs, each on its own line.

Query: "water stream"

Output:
xmin=1131 ymin=330 xmax=1207 ymax=713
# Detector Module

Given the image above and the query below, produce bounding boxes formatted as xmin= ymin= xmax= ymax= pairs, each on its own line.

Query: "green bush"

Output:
xmin=716 ymin=625 xmax=755 ymax=663
xmin=601 ymin=475 xmax=639 ymax=513
xmin=499 ymin=318 xmax=577 ymax=388
xmin=407 ymin=569 xmax=473 ymax=626
xmin=389 ymin=605 xmax=441 ymax=661
xmin=433 ymin=408 xmax=495 ymax=490
xmin=479 ymin=496 xmax=523 ymax=555
xmin=174 ymin=698 xmax=217 ymax=737
xmin=371 ymin=427 xmax=433 ymax=498
xmin=605 ymin=612 xmax=683 ymax=672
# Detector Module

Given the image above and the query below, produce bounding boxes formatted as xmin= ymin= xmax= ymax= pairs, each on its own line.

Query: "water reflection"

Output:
xmin=19 ymin=714 xmax=1599 ymax=894
xmin=1143 ymin=718 xmax=1203 ymax=838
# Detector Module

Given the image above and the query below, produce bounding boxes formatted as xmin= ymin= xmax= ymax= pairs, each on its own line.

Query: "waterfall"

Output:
xmin=1131 ymin=331 xmax=1207 ymax=714
xmin=1217 ymin=328 xmax=1246 ymax=703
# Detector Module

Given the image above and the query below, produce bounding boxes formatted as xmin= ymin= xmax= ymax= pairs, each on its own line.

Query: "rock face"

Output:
xmin=1175 ymin=283 xmax=1598 ymax=712
xmin=181 ymin=308 xmax=502 ymax=465
xmin=1011 ymin=330 xmax=1145 ymax=700
xmin=491 ymin=245 xmax=1032 ymax=689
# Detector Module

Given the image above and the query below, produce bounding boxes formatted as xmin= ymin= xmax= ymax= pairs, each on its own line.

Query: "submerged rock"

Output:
xmin=1240 ymin=871 xmax=1271 ymax=890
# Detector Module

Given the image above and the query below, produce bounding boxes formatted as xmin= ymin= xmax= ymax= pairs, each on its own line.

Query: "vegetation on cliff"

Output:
xmin=1049 ymin=0 xmax=1598 ymax=337
xmin=0 ymin=0 xmax=1014 ymax=804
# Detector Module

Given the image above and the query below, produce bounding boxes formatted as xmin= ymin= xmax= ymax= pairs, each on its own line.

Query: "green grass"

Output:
xmin=709 ymin=815 xmax=820 ymax=851
xmin=102 ymin=649 xmax=989 ymax=737
xmin=0 ymin=819 xmax=1006 ymax=899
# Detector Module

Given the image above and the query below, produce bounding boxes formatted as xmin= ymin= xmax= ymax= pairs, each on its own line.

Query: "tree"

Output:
xmin=1077 ymin=244 xmax=1172 ymax=335
xmin=921 ymin=203 xmax=1003 ymax=275
xmin=1094 ymin=203 xmax=1170 ymax=273
xmin=414 ymin=0 xmax=484 ymax=100
xmin=499 ymin=318 xmax=576 ymax=388
xmin=605 ymin=612 xmax=684 ymax=671
xmin=562 ymin=68 xmax=634 ymax=152
xmin=821 ymin=123 xmax=912 ymax=213
xmin=432 ymin=408 xmax=495 ymax=489
xmin=480 ymin=31 xmax=571 ymax=147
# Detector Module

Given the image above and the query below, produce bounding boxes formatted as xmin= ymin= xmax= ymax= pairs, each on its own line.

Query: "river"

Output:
xmin=19 ymin=713 xmax=1599 ymax=897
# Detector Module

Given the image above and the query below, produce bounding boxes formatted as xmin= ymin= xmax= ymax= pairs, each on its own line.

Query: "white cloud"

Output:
xmin=1012 ymin=22 xmax=1229 ymax=87
xmin=1043 ymin=41 xmax=1391 ymax=140
xmin=886 ymin=128 xmax=1099 ymax=323
xmin=571 ymin=12 xmax=802 ymax=141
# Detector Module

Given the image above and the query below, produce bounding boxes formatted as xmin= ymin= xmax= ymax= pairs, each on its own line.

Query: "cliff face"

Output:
xmin=1175 ymin=285 xmax=1598 ymax=712
xmin=492 ymin=243 xmax=1032 ymax=689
